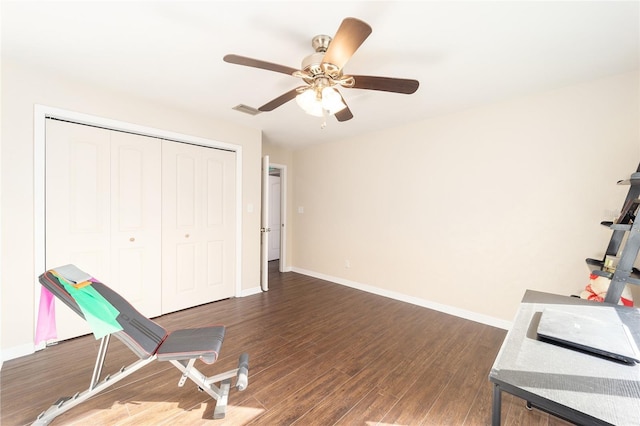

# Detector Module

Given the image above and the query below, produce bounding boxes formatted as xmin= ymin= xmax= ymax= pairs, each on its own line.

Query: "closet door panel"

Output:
xmin=176 ymin=154 xmax=197 ymax=227
xmin=115 ymin=247 xmax=145 ymax=301
xmin=45 ymin=119 xmax=111 ymax=340
xmin=175 ymin=152 xmax=199 ymax=295
xmin=205 ymin=157 xmax=224 ymax=291
xmin=162 ymin=141 xmax=201 ymax=312
xmin=45 ymin=120 xmax=162 ymax=342
xmin=46 ymin=120 xmax=111 ymax=259
xmin=203 ymin=151 xmax=235 ymax=293
xmin=206 ymin=158 xmax=224 ymax=225
xmin=110 ymin=131 xmax=162 ymax=318
xmin=162 ymin=141 xmax=235 ymax=313
xmin=176 ymin=243 xmax=197 ymax=292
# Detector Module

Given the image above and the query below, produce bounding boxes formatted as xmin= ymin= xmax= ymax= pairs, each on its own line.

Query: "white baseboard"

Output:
xmin=291 ymin=267 xmax=512 ymax=330
xmin=240 ymin=286 xmax=263 ymax=297
xmin=1 ymin=343 xmax=35 ymax=363
xmin=1 ymin=272 xmax=510 ymax=364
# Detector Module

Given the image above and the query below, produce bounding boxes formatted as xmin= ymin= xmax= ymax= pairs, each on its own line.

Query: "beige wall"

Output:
xmin=291 ymin=71 xmax=640 ymax=326
xmin=1 ymin=59 xmax=262 ymax=359
xmin=3 ymin=57 xmax=638 ymax=360
xmin=262 ymin=142 xmax=294 ymax=270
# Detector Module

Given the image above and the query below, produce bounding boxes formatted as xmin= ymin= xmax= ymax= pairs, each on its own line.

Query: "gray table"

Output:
xmin=489 ymin=290 xmax=640 ymax=425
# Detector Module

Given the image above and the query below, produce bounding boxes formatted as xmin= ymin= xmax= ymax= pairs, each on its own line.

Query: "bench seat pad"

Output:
xmin=157 ymin=326 xmax=225 ymax=364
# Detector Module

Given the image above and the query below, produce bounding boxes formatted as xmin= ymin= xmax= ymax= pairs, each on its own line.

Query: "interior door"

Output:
xmin=260 ymin=155 xmax=269 ymax=291
xmin=162 ymin=141 xmax=236 ymax=313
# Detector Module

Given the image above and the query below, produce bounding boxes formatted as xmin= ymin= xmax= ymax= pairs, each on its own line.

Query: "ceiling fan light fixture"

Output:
xmin=321 ymin=87 xmax=347 ymax=114
xmin=295 ymin=86 xmax=346 ymax=117
xmin=295 ymin=88 xmax=324 ymax=117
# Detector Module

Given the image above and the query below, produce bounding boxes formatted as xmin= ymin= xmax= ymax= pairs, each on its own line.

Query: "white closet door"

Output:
xmin=162 ymin=141 xmax=236 ymax=313
xmin=110 ymin=131 xmax=162 ymax=318
xmin=45 ymin=120 xmax=162 ymax=341
xmin=45 ymin=119 xmax=111 ymax=340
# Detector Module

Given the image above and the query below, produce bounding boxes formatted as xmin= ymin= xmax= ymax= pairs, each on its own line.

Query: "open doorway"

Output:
xmin=268 ymin=163 xmax=286 ymax=273
xmin=268 ymin=167 xmax=282 ymax=264
xmin=260 ymin=159 xmax=287 ymax=291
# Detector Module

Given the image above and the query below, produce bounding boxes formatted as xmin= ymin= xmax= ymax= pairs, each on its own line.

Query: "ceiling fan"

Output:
xmin=223 ymin=17 xmax=419 ymax=123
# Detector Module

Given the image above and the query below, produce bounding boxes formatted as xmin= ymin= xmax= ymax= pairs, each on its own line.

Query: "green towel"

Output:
xmin=52 ymin=271 xmax=123 ymax=339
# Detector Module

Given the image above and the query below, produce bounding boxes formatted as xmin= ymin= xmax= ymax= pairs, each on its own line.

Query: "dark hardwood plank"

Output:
xmin=379 ymin=319 xmax=482 ymax=425
xmin=0 ymin=262 xmax=568 ymax=425
xmin=246 ymin=367 xmax=352 ymax=425
xmin=423 ymin=325 xmax=505 ymax=425
xmin=333 ymin=386 xmax=398 ymax=425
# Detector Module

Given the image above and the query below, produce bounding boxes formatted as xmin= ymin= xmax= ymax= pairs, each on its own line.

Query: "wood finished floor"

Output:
xmin=1 ymin=262 xmax=572 ymax=425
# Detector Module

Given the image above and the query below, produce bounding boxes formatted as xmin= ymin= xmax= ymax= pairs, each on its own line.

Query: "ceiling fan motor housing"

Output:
xmin=311 ymin=34 xmax=331 ymax=52
xmin=301 ymin=34 xmax=341 ymax=78
xmin=301 ymin=52 xmax=326 ymax=76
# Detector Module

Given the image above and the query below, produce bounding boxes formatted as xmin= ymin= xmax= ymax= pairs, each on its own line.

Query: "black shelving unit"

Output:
xmin=586 ymin=164 xmax=640 ymax=304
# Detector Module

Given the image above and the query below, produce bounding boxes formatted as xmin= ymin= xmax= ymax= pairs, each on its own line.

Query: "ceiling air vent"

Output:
xmin=232 ymin=104 xmax=261 ymax=116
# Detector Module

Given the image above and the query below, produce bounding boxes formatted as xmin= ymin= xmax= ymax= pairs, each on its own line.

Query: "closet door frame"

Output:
xmin=33 ymin=104 xmax=243 ymax=350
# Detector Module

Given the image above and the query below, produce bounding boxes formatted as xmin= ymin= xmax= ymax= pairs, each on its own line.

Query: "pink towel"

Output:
xmin=35 ymin=286 xmax=57 ymax=344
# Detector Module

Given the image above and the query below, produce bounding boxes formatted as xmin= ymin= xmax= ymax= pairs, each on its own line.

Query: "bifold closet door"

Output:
xmin=161 ymin=141 xmax=236 ymax=313
xmin=45 ymin=119 xmax=161 ymax=341
xmin=109 ymin=131 xmax=162 ymax=318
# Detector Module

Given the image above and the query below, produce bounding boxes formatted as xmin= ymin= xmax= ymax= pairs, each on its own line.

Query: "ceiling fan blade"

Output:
xmin=322 ymin=17 xmax=372 ymax=71
xmin=223 ymin=54 xmax=299 ymax=76
xmin=335 ymin=106 xmax=353 ymax=122
xmin=258 ymin=88 xmax=300 ymax=112
xmin=334 ymin=92 xmax=353 ymax=122
xmin=350 ymin=75 xmax=419 ymax=94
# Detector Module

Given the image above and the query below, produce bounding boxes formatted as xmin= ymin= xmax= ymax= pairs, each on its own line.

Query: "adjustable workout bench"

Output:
xmin=35 ymin=265 xmax=249 ymax=425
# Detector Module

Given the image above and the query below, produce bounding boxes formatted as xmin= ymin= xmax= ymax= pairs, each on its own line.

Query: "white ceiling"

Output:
xmin=2 ymin=1 xmax=639 ymax=150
